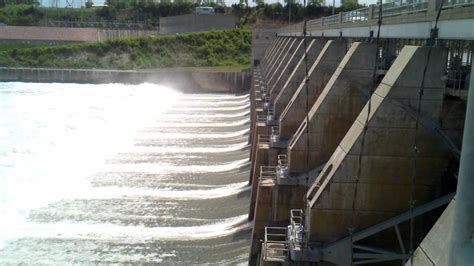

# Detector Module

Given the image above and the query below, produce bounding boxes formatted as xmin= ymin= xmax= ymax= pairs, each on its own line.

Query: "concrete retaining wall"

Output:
xmin=159 ymin=14 xmax=235 ymax=34
xmin=0 ymin=26 xmax=159 ymax=44
xmin=97 ymin=29 xmax=159 ymax=41
xmin=0 ymin=67 xmax=250 ymax=93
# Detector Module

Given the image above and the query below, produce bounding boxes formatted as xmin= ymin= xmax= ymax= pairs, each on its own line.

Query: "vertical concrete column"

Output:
xmin=273 ymin=39 xmax=328 ymax=114
xmin=287 ymin=42 xmax=377 ymax=174
xmin=278 ymin=39 xmax=348 ymax=142
xmin=305 ymin=46 xmax=449 ymax=245
xmin=368 ymin=5 xmax=375 ymax=20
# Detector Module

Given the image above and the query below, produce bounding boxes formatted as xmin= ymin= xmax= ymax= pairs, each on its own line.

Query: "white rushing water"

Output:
xmin=0 ymin=82 xmax=251 ymax=264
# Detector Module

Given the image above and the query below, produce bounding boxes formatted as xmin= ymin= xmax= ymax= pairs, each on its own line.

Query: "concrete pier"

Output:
xmin=273 ymin=39 xmax=328 ymax=118
xmin=268 ymin=39 xmax=305 ymax=98
xmin=287 ymin=42 xmax=377 ymax=174
xmin=249 ymin=39 xmax=464 ymax=264
xmin=264 ymin=38 xmax=291 ymax=81
xmin=261 ymin=37 xmax=283 ymax=70
xmin=306 ymin=45 xmax=451 ymax=243
xmin=267 ymin=39 xmax=303 ymax=91
xmin=279 ymin=39 xmax=348 ymax=141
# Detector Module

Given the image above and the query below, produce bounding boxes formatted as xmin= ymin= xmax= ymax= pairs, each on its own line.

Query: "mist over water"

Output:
xmin=0 ymin=82 xmax=251 ymax=264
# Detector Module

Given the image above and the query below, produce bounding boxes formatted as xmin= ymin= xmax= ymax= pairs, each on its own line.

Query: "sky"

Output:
xmin=42 ymin=0 xmax=377 ymax=8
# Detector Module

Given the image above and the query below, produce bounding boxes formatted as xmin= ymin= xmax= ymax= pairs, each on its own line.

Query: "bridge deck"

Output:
xmin=278 ymin=1 xmax=474 ymax=40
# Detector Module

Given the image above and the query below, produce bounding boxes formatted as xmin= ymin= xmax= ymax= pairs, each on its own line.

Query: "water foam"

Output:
xmin=128 ymin=142 xmax=250 ymax=153
xmin=0 ymin=215 xmax=251 ymax=244
xmin=136 ymin=128 xmax=250 ymax=140
xmin=100 ymin=158 xmax=250 ymax=174
xmin=66 ymin=181 xmax=250 ymax=200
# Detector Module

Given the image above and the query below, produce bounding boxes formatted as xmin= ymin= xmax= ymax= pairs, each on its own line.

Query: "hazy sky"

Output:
xmin=46 ymin=0 xmax=377 ymax=8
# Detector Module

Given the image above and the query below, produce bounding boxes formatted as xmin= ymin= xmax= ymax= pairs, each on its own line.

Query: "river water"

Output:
xmin=0 ymin=82 xmax=251 ymax=264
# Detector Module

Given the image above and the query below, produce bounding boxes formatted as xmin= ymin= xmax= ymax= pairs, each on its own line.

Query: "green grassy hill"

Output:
xmin=0 ymin=29 xmax=252 ymax=70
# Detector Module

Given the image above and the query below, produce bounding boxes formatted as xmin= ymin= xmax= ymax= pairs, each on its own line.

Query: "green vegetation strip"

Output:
xmin=0 ymin=29 xmax=251 ymax=70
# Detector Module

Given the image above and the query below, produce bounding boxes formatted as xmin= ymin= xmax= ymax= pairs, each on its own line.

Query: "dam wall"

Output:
xmin=0 ymin=67 xmax=250 ymax=93
xmin=248 ymin=34 xmax=464 ymax=265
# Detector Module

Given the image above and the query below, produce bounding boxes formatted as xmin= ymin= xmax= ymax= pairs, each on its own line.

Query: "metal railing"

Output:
xmin=308 ymin=18 xmax=322 ymax=31
xmin=270 ymin=126 xmax=280 ymax=143
xmin=260 ymin=86 xmax=268 ymax=98
xmin=266 ymin=110 xmax=276 ymax=124
xmin=289 ymin=209 xmax=305 ymax=248
xmin=260 ymin=165 xmax=277 ymax=181
xmin=263 ymin=96 xmax=273 ymax=111
xmin=257 ymin=114 xmax=267 ymax=123
xmin=255 ymin=101 xmax=265 ymax=110
xmin=342 ymin=7 xmax=369 ymax=22
xmin=263 ymin=227 xmax=289 ymax=262
xmin=444 ymin=0 xmax=474 ymax=8
xmin=322 ymin=14 xmax=339 ymax=25
xmin=258 ymin=134 xmax=271 ymax=144
xmin=276 ymin=154 xmax=289 ymax=180
xmin=42 ymin=20 xmax=154 ymax=29
xmin=374 ymin=0 xmax=429 ymax=18
xmin=278 ymin=0 xmax=474 ymax=35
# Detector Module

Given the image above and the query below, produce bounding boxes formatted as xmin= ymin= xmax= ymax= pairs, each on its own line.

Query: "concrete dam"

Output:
xmin=248 ymin=1 xmax=473 ymax=264
xmin=0 ymin=0 xmax=473 ymax=264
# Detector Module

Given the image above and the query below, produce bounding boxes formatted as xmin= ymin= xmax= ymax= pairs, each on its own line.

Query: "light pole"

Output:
xmin=289 ymin=0 xmax=292 ymax=25
xmin=448 ymin=59 xmax=474 ymax=266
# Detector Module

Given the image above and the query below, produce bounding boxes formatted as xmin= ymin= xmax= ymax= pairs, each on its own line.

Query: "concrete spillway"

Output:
xmin=248 ymin=30 xmax=466 ymax=264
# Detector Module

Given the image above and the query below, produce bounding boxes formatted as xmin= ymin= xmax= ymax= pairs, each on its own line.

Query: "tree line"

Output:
xmin=0 ymin=0 xmax=364 ymax=28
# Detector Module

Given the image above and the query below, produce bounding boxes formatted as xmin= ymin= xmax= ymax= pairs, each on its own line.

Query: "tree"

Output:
xmin=340 ymin=0 xmax=363 ymax=12
xmin=85 ymin=0 xmax=93 ymax=8
xmin=254 ymin=0 xmax=264 ymax=8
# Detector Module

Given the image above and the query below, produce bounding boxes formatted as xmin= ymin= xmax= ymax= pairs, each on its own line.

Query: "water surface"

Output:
xmin=0 ymin=82 xmax=251 ymax=264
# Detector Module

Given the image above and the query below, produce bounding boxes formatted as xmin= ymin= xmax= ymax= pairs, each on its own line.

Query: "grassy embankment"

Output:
xmin=0 ymin=29 xmax=251 ymax=71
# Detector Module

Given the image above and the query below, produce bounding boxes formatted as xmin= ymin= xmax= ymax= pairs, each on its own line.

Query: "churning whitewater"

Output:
xmin=0 ymin=82 xmax=252 ymax=264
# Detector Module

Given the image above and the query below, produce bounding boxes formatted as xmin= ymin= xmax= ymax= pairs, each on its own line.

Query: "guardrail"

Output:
xmin=258 ymin=134 xmax=271 ymax=144
xmin=257 ymin=114 xmax=267 ymax=123
xmin=444 ymin=0 xmax=474 ymax=8
xmin=343 ymin=7 xmax=369 ymax=22
xmin=263 ymin=227 xmax=289 ymax=262
xmin=374 ymin=1 xmax=429 ymax=18
xmin=322 ymin=14 xmax=339 ymax=25
xmin=42 ymin=20 xmax=155 ymax=29
xmin=260 ymin=166 xmax=277 ymax=181
xmin=289 ymin=209 xmax=305 ymax=248
xmin=255 ymin=101 xmax=265 ymax=110
xmin=278 ymin=0 xmax=474 ymax=35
